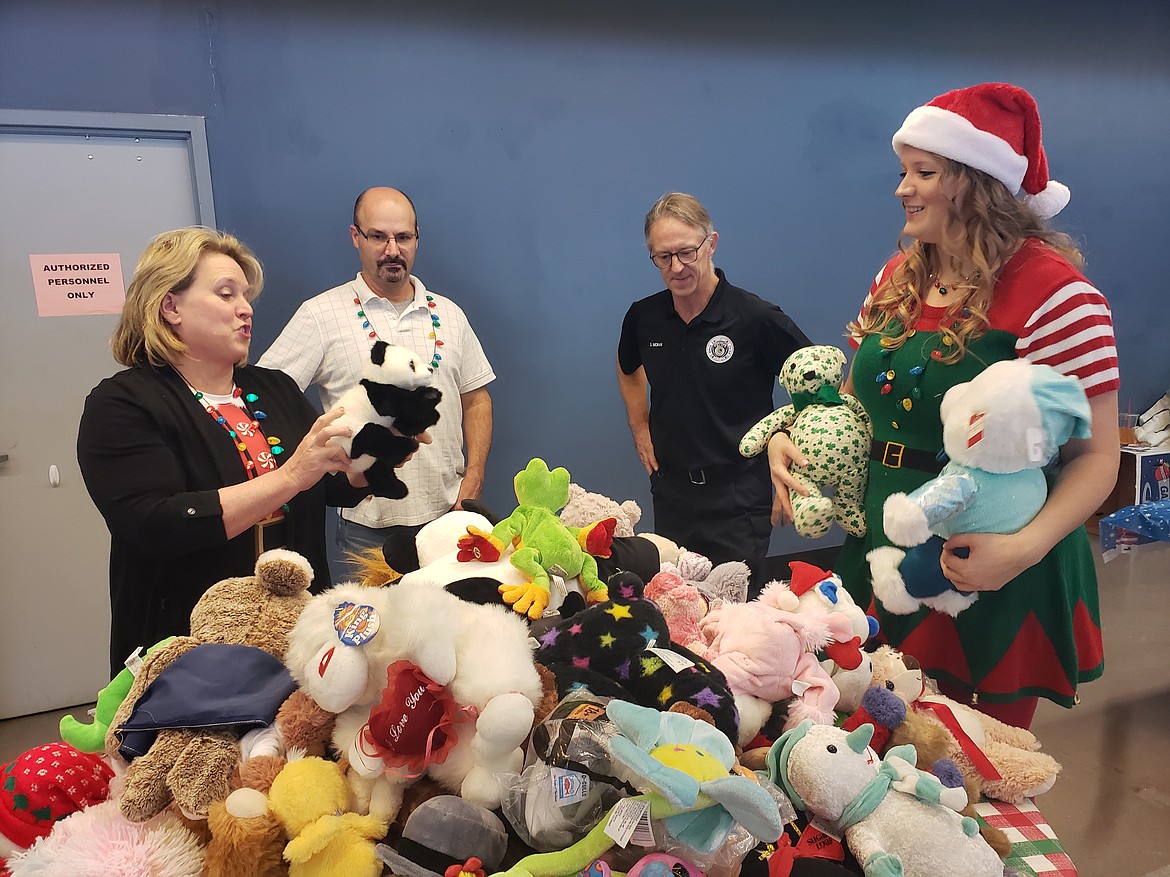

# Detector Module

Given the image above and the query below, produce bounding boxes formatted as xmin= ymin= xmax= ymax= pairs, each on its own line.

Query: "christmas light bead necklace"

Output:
xmin=355 ymin=293 xmax=443 ymax=370
xmin=874 ymin=313 xmax=966 ymax=431
xmin=172 ymin=367 xmax=287 ymax=496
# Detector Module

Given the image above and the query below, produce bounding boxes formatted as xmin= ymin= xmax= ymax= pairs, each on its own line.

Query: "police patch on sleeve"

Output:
xmin=706 ymin=335 xmax=734 ymax=363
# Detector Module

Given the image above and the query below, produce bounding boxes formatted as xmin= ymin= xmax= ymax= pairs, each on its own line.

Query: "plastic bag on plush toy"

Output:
xmin=498 ymin=758 xmax=628 ymax=851
xmin=499 ymin=691 xmax=632 ymax=850
xmin=656 ymin=772 xmax=797 ymax=877
xmin=525 ymin=692 xmax=626 ymax=772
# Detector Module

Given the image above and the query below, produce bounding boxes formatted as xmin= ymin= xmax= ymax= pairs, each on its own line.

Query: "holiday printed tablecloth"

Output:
xmin=975 ymin=799 xmax=1077 ymax=876
xmin=1098 ymin=499 xmax=1170 ymax=561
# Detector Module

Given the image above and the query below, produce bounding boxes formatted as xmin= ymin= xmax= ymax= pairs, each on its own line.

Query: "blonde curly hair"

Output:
xmin=848 ymin=157 xmax=1082 ymax=363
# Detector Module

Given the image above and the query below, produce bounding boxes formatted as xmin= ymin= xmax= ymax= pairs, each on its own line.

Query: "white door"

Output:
xmin=0 ymin=111 xmax=215 ymax=718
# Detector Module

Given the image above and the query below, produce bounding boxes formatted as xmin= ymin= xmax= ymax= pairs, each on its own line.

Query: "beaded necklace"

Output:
xmin=873 ymin=311 xmax=963 ymax=433
xmin=929 ymin=268 xmax=979 ymax=298
xmin=355 ymin=292 xmax=443 ymax=371
xmin=172 ymin=366 xmax=286 ymax=477
xmin=172 ymin=367 xmax=292 ymax=521
xmin=191 ymin=386 xmax=285 ymax=476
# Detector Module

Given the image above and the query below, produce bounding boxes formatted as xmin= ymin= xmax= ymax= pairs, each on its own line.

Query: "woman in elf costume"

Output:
xmin=768 ymin=83 xmax=1119 ymax=729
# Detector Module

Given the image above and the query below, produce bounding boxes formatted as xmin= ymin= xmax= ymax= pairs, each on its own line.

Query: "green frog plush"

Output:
xmin=457 ymin=458 xmax=614 ymax=618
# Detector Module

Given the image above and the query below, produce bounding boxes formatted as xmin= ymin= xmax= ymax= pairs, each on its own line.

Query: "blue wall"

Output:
xmin=4 ymin=0 xmax=1168 ymax=556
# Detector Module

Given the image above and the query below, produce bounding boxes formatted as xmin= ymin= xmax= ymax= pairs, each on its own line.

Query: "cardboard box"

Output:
xmin=1121 ymin=446 xmax=1170 ymax=504
xmin=1087 ymin=446 xmax=1170 ymax=534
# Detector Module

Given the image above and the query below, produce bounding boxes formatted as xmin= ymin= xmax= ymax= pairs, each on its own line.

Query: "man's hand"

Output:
xmin=633 ymin=425 xmax=659 ymax=476
xmin=452 ymin=469 xmax=484 ymax=511
xmin=390 ymin=427 xmax=431 ymax=468
xmin=616 ymin=361 xmax=658 ymax=475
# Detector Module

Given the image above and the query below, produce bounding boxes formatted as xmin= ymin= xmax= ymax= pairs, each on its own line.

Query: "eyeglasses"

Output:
xmin=354 ymin=224 xmax=418 ymax=248
xmin=649 ymin=234 xmax=709 ymax=269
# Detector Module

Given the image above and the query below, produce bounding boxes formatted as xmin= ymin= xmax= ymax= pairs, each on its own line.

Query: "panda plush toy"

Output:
xmin=330 ymin=340 xmax=442 ymax=499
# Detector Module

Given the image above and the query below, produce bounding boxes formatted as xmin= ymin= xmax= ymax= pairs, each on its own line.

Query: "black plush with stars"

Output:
xmin=534 ymin=571 xmax=740 ymax=742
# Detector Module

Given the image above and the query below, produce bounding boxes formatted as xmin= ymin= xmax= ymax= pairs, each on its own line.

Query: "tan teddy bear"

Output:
xmin=559 ymin=482 xmax=642 ymax=537
xmin=105 ymin=549 xmax=316 ymax=823
xmin=868 ymin=645 xmax=1061 ymax=805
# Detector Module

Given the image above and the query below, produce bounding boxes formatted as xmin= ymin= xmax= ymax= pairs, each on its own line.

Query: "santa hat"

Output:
xmin=786 ymin=560 xmax=834 ymax=598
xmin=892 ymin=82 xmax=1070 ymax=219
xmin=0 ymin=742 xmax=114 ymax=850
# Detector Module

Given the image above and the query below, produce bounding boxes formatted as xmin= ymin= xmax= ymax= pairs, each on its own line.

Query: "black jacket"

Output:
xmin=78 ymin=363 xmax=366 ymax=676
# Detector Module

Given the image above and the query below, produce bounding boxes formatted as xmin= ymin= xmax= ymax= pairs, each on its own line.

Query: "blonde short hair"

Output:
xmin=643 ymin=192 xmax=714 ymax=244
xmin=111 ymin=228 xmax=264 ymax=368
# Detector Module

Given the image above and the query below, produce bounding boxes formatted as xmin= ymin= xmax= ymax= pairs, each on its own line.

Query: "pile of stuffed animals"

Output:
xmin=3 ymin=342 xmax=1087 ymax=876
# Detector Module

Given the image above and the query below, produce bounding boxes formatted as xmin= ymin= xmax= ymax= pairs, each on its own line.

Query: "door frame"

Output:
xmin=0 ymin=108 xmax=217 ymax=717
xmin=0 ymin=108 xmax=216 ymax=227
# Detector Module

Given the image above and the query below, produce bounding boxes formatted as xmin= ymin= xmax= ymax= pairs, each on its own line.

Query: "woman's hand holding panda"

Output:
xmin=280 ymin=408 xmax=356 ymax=492
xmin=219 ymin=408 xmax=361 ymax=539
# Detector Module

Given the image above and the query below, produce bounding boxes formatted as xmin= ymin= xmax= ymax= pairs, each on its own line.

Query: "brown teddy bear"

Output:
xmin=866 ymin=646 xmax=1061 ymax=806
xmin=204 ymin=788 xmax=288 ymax=877
xmin=105 ymin=549 xmax=316 ymax=823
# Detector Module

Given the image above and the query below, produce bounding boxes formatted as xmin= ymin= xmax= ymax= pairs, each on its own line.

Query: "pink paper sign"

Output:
xmin=30 ymin=253 xmax=126 ymax=317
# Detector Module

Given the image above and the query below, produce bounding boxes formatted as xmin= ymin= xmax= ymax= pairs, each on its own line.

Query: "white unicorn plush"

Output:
xmin=767 ymin=720 xmax=1002 ymax=877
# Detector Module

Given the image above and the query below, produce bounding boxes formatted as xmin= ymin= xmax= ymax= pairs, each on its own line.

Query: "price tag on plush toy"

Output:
xmin=563 ymin=701 xmax=608 ymax=722
xmin=629 ymin=805 xmax=656 ymax=848
xmin=551 ymin=767 xmax=591 ymax=806
xmin=644 ymin=642 xmax=695 ymax=672
xmin=124 ymin=645 xmax=146 ymax=677
xmin=604 ymin=797 xmax=651 ymax=848
xmin=966 ymin=411 xmax=986 ymax=448
xmin=333 ymin=601 xmax=381 ymax=646
xmin=806 ymin=817 xmax=845 ymax=845
xmin=890 ymin=666 xmax=925 ymax=703
xmin=1025 ymin=427 xmax=1045 ymax=463
xmin=793 ymin=823 xmax=846 ymax=858
xmin=547 ymin=572 xmax=568 ymax=615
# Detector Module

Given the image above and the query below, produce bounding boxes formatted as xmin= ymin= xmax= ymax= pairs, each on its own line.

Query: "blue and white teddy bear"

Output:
xmin=868 ymin=359 xmax=1091 ymax=616
xmin=331 ymin=340 xmax=442 ymax=500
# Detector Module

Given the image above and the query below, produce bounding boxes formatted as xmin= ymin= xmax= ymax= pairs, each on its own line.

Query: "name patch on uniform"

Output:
xmin=706 ymin=335 xmax=734 ymax=363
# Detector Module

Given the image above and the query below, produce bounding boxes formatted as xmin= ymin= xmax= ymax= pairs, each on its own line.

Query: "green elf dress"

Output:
xmin=835 ymin=240 xmax=1118 ymax=707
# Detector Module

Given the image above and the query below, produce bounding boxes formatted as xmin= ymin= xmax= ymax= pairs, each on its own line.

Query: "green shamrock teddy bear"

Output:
xmin=457 ymin=458 xmax=614 ymax=618
xmin=740 ymin=345 xmax=871 ymax=539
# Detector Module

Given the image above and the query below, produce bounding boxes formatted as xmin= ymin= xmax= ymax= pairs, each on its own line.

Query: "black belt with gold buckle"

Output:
xmin=870 ymin=439 xmax=945 ymax=474
xmin=254 ymin=514 xmax=288 ymax=559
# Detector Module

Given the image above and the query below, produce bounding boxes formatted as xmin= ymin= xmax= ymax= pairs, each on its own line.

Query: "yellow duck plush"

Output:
xmin=267 ymin=755 xmax=387 ymax=877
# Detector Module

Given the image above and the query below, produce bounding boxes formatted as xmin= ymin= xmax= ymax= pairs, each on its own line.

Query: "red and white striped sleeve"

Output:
xmin=849 ymin=260 xmax=900 ymax=349
xmin=1016 ymin=279 xmax=1119 ymax=397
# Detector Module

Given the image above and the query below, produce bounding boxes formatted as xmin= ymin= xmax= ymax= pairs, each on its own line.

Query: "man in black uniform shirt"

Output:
xmin=617 ymin=192 xmax=810 ymax=594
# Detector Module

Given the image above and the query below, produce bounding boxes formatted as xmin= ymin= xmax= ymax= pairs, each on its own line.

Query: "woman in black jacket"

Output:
xmin=78 ymin=228 xmax=380 ymax=676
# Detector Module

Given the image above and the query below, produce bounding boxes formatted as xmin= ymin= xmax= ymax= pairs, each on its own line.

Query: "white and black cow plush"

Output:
xmin=330 ymin=340 xmax=442 ymax=499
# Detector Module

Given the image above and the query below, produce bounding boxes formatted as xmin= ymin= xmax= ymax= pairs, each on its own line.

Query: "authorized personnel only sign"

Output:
xmin=30 ymin=253 xmax=125 ymax=316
